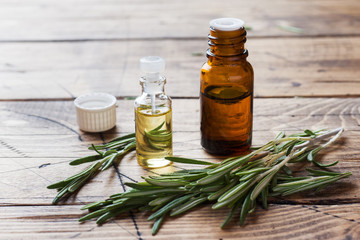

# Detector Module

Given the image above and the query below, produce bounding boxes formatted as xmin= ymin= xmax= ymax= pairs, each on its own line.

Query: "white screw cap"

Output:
xmin=140 ymin=56 xmax=165 ymax=73
xmin=210 ymin=18 xmax=244 ymax=31
xmin=74 ymin=92 xmax=117 ymax=132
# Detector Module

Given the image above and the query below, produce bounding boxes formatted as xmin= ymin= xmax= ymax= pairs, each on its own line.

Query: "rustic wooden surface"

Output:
xmin=0 ymin=37 xmax=359 ymax=99
xmin=1 ymin=0 xmax=359 ymax=41
xmin=0 ymin=0 xmax=359 ymax=239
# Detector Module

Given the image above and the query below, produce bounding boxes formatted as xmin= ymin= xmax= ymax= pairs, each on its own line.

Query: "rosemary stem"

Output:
xmin=294 ymin=128 xmax=343 ymax=151
xmin=264 ymin=151 xmax=286 ymax=166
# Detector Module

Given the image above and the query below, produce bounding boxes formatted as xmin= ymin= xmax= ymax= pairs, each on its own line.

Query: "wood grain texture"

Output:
xmin=0 ymin=98 xmax=359 ymax=206
xmin=0 ymin=205 xmax=140 ymax=240
xmin=135 ymin=203 xmax=360 ymax=239
xmin=1 ymin=98 xmax=360 ymax=154
xmin=1 ymin=204 xmax=359 ymax=239
xmin=1 ymin=0 xmax=359 ymax=238
xmin=0 ymin=0 xmax=359 ymax=41
xmin=0 ymin=37 xmax=359 ymax=100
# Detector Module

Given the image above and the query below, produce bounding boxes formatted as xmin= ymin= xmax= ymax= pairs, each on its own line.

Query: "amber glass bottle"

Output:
xmin=200 ymin=18 xmax=254 ymax=155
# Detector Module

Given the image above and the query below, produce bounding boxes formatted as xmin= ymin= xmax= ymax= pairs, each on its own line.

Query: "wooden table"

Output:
xmin=1 ymin=0 xmax=359 ymax=239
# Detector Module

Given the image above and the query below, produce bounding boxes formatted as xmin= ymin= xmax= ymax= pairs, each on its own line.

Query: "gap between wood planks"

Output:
xmin=3 ymin=199 xmax=360 ymax=208
xmin=98 ymin=132 xmax=143 ymax=240
xmin=0 ymin=33 xmax=360 ymax=43
xmin=2 ymin=95 xmax=360 ymax=102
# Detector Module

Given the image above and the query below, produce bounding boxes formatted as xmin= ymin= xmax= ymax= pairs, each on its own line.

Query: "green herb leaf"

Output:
xmin=152 ymin=216 xmax=165 ymax=235
xmin=170 ymin=195 xmax=208 ymax=216
xmin=313 ymin=160 xmax=339 ymax=168
xmin=221 ymin=199 xmax=242 ymax=228
xmin=165 ymin=156 xmax=215 ymax=166
xmin=240 ymin=194 xmax=252 ymax=225
xmin=260 ymin=185 xmax=268 ymax=209
xmin=304 ymin=129 xmax=316 ymax=136
xmin=148 ymin=194 xmax=196 ymax=221
xmin=306 ymin=168 xmax=341 ymax=176
xmin=143 ymin=177 xmax=188 ymax=187
xmin=69 ymin=155 xmax=102 ymax=166
xmin=250 ymin=170 xmax=277 ymax=201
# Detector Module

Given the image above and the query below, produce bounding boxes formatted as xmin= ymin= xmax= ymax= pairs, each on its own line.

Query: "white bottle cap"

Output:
xmin=140 ymin=56 xmax=165 ymax=73
xmin=74 ymin=92 xmax=117 ymax=132
xmin=210 ymin=18 xmax=244 ymax=31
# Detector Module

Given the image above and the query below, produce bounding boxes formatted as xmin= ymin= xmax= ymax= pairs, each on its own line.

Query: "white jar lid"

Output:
xmin=74 ymin=92 xmax=117 ymax=132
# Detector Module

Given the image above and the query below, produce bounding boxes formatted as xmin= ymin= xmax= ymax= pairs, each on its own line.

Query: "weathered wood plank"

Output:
xmin=0 ymin=205 xmax=139 ymax=240
xmin=136 ymin=204 xmax=360 ymax=239
xmin=1 ymin=98 xmax=359 ymax=155
xmin=0 ymin=98 xmax=359 ymax=160
xmin=0 ymin=37 xmax=359 ymax=99
xmin=0 ymin=98 xmax=359 ymax=205
xmin=1 ymin=129 xmax=359 ymax=161
xmin=1 ymin=204 xmax=359 ymax=239
xmin=1 ymin=98 xmax=360 ymax=135
xmin=0 ymin=0 xmax=359 ymax=41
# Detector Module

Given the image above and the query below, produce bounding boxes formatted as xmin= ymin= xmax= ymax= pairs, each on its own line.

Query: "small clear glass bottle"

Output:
xmin=200 ymin=18 xmax=254 ymax=155
xmin=134 ymin=56 xmax=173 ymax=168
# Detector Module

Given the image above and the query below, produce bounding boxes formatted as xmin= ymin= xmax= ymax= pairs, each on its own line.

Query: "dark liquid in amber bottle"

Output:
xmin=200 ymin=18 xmax=254 ymax=155
xmin=201 ymin=86 xmax=252 ymax=155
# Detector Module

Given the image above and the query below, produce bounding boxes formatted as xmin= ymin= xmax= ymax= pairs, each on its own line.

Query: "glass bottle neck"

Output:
xmin=207 ymin=27 xmax=248 ymax=59
xmin=140 ymin=76 xmax=166 ymax=95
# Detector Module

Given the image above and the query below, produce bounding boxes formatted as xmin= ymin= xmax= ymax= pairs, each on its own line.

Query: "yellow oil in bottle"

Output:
xmin=135 ymin=106 xmax=172 ymax=168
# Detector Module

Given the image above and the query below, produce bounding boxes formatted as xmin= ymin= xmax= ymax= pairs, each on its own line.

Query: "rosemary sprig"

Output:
xmin=47 ymin=134 xmax=136 ymax=204
xmin=47 ymin=119 xmax=176 ymax=204
xmin=272 ymin=170 xmax=351 ymax=196
xmin=79 ymin=128 xmax=351 ymax=235
xmin=47 ymin=121 xmax=173 ymax=204
xmin=144 ymin=121 xmax=172 ymax=151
